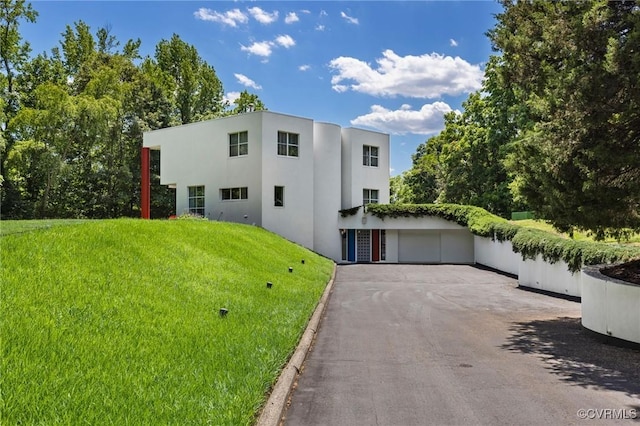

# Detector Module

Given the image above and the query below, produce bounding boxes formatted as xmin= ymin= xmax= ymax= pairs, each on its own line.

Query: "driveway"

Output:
xmin=284 ymin=264 xmax=640 ymax=425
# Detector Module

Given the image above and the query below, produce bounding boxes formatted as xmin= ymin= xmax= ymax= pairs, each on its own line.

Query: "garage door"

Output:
xmin=398 ymin=230 xmax=441 ymax=263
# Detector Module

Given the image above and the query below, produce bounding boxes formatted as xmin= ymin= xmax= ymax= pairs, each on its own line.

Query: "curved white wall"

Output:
xmin=582 ymin=266 xmax=640 ymax=344
xmin=312 ymin=122 xmax=343 ymax=261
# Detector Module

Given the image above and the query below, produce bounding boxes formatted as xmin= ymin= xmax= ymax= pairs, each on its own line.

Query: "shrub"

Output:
xmin=365 ymin=203 xmax=640 ymax=272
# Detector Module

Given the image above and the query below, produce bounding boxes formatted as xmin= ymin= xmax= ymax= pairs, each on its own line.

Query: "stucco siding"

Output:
xmin=341 ymin=128 xmax=390 ymax=208
xmin=313 ymin=122 xmax=343 ymax=260
xmin=260 ymin=113 xmax=315 ymax=248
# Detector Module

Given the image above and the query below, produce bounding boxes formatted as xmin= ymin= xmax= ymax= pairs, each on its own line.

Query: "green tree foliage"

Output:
xmin=0 ymin=0 xmax=37 ymax=116
xmin=489 ymin=0 xmax=640 ymax=237
xmin=228 ymin=90 xmax=266 ymax=115
xmin=154 ymin=34 xmax=225 ymax=124
xmin=1 ymin=7 xmax=241 ymax=219
xmin=397 ymin=74 xmax=520 ymax=217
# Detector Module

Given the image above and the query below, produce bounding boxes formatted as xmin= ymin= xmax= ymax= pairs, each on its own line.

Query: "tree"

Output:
xmin=0 ymin=0 xmax=37 ymax=116
xmin=489 ymin=0 xmax=640 ymax=237
xmin=228 ymin=90 xmax=266 ymax=115
xmin=154 ymin=34 xmax=225 ymax=124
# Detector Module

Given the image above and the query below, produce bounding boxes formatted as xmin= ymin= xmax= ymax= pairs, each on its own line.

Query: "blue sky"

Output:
xmin=22 ymin=1 xmax=503 ymax=175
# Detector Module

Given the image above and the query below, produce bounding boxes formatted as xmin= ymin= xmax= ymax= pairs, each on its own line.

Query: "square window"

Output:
xmin=277 ymin=131 xmax=299 ymax=157
xmin=229 ymin=131 xmax=248 ymax=157
xmin=363 ymin=188 xmax=379 ymax=205
xmin=363 ymin=145 xmax=379 ymax=167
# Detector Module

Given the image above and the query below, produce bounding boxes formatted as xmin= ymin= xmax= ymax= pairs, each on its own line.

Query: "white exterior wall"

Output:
xmin=143 ymin=114 xmax=263 ymax=223
xmin=582 ymin=266 xmax=640 ymax=344
xmin=338 ymin=213 xmax=474 ymax=264
xmin=474 ymin=237 xmax=520 ymax=275
xmin=313 ymin=122 xmax=343 ymax=261
xmin=260 ymin=113 xmax=315 ymax=249
xmin=518 ymin=254 xmax=582 ymax=297
xmin=340 ymin=128 xmax=390 ymax=209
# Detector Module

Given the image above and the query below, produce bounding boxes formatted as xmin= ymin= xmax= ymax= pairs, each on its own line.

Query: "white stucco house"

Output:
xmin=142 ymin=110 xmax=474 ymax=263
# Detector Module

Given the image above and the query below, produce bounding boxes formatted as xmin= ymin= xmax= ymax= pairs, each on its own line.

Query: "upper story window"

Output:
xmin=229 ymin=131 xmax=248 ymax=157
xmin=363 ymin=145 xmax=379 ymax=167
xmin=188 ymin=185 xmax=205 ymax=216
xmin=277 ymin=131 xmax=299 ymax=157
xmin=363 ymin=188 xmax=379 ymax=205
xmin=221 ymin=187 xmax=248 ymax=201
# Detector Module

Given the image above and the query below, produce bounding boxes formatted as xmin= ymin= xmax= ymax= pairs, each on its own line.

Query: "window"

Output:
xmin=274 ymin=186 xmax=285 ymax=207
xmin=363 ymin=145 xmax=379 ymax=167
xmin=277 ymin=131 xmax=299 ymax=157
xmin=363 ymin=189 xmax=379 ymax=205
xmin=229 ymin=131 xmax=248 ymax=157
xmin=221 ymin=187 xmax=248 ymax=201
xmin=188 ymin=186 xmax=205 ymax=216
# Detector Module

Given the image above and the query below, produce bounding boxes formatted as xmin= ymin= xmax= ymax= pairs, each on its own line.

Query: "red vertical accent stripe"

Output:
xmin=372 ymin=229 xmax=380 ymax=262
xmin=141 ymin=147 xmax=151 ymax=219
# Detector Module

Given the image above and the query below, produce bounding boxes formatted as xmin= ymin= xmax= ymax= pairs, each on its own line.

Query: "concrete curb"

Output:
xmin=255 ymin=264 xmax=337 ymax=426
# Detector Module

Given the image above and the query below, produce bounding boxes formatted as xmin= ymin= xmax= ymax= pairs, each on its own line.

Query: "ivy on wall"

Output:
xmin=365 ymin=204 xmax=640 ymax=273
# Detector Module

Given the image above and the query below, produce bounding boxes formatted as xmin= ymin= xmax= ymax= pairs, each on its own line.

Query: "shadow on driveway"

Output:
xmin=502 ymin=317 xmax=640 ymax=401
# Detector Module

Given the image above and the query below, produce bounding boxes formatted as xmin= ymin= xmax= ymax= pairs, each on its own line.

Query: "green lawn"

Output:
xmin=1 ymin=219 xmax=334 ymax=425
xmin=513 ymin=219 xmax=640 ymax=244
xmin=0 ymin=219 xmax=91 ymax=236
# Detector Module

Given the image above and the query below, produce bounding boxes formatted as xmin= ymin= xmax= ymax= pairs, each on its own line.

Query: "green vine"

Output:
xmin=339 ymin=205 xmax=362 ymax=217
xmin=363 ymin=204 xmax=640 ymax=272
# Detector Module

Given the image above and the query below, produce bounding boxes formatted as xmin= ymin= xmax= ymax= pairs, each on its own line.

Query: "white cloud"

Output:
xmin=315 ymin=24 xmax=325 ymax=31
xmin=285 ymin=12 xmax=299 ymax=24
xmin=248 ymin=7 xmax=278 ymax=24
xmin=275 ymin=34 xmax=295 ymax=48
xmin=329 ymin=49 xmax=483 ymax=98
xmin=234 ymin=73 xmax=262 ymax=90
xmin=240 ymin=41 xmax=274 ymax=57
xmin=299 ymin=64 xmax=311 ymax=71
xmin=340 ymin=11 xmax=359 ymax=25
xmin=450 ymin=38 xmax=459 ymax=47
xmin=351 ymin=102 xmax=454 ymax=135
xmin=194 ymin=8 xmax=248 ymax=27
xmin=225 ymin=91 xmax=241 ymax=105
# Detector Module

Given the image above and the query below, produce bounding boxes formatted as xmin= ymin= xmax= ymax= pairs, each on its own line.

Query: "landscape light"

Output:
xmin=289 ymin=267 xmax=293 ymax=273
xmin=219 ymin=308 xmax=228 ymax=317
xmin=267 ymin=281 xmax=273 ymax=289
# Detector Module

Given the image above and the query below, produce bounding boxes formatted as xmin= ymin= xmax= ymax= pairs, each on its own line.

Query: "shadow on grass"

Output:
xmin=502 ymin=317 xmax=640 ymax=401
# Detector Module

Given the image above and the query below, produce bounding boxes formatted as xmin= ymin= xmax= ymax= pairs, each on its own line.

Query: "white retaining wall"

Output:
xmin=473 ymin=236 xmax=519 ymax=276
xmin=475 ymin=235 xmax=639 ymax=344
xmin=581 ymin=266 xmax=640 ymax=344
xmin=474 ymin=236 xmax=581 ymax=297
xmin=518 ymin=255 xmax=582 ymax=298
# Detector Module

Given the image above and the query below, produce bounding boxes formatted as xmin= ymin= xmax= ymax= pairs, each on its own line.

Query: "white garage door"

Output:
xmin=398 ymin=230 xmax=441 ymax=263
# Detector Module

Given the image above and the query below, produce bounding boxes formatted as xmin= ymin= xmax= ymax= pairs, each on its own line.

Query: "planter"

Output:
xmin=581 ymin=265 xmax=640 ymax=344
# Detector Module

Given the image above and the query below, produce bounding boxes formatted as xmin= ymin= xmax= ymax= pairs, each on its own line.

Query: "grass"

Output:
xmin=513 ymin=219 xmax=640 ymax=244
xmin=0 ymin=219 xmax=90 ymax=236
xmin=1 ymin=219 xmax=334 ymax=425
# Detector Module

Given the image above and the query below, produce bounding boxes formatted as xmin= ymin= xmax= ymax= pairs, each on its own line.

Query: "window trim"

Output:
xmin=363 ymin=188 xmax=379 ymax=205
xmin=277 ymin=131 xmax=299 ymax=158
xmin=220 ymin=186 xmax=248 ymax=201
xmin=188 ymin=185 xmax=205 ymax=216
xmin=363 ymin=145 xmax=379 ymax=167
xmin=229 ymin=131 xmax=249 ymax=157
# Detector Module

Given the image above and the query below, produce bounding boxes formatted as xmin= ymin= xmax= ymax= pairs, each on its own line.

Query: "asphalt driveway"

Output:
xmin=284 ymin=264 xmax=640 ymax=425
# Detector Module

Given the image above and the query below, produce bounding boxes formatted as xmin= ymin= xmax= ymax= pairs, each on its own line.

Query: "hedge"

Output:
xmin=365 ymin=204 xmax=640 ymax=273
